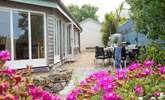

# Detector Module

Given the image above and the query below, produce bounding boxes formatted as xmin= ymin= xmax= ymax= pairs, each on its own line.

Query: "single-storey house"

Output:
xmin=80 ymin=18 xmax=103 ymax=51
xmin=117 ymin=19 xmax=150 ymax=46
xmin=0 ymin=0 xmax=82 ymax=69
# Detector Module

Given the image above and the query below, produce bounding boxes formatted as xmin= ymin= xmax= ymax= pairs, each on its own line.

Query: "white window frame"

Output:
xmin=53 ymin=17 xmax=60 ymax=63
xmin=0 ymin=7 xmax=47 ymax=69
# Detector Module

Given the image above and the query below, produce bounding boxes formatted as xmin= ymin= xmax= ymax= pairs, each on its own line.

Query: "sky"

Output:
xmin=62 ymin=0 xmax=130 ymax=22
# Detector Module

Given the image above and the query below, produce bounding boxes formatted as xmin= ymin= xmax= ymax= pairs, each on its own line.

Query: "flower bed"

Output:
xmin=67 ymin=59 xmax=165 ymax=100
xmin=1 ymin=50 xmax=165 ymax=100
xmin=0 ymin=50 xmax=61 ymax=100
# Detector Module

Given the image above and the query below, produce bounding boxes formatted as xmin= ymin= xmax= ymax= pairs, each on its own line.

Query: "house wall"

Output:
xmin=47 ymin=15 xmax=54 ymax=65
xmin=80 ymin=18 xmax=103 ymax=51
xmin=0 ymin=1 xmax=80 ymax=68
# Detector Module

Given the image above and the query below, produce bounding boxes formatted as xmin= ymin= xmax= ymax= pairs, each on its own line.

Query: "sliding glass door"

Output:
xmin=0 ymin=7 xmax=46 ymax=69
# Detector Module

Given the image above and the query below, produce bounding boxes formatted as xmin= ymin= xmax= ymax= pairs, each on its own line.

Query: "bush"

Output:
xmin=0 ymin=50 xmax=61 ymax=100
xmin=67 ymin=59 xmax=165 ymax=100
xmin=137 ymin=42 xmax=165 ymax=65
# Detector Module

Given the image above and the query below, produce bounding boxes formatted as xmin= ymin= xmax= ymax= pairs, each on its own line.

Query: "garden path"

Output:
xmin=58 ymin=52 xmax=110 ymax=99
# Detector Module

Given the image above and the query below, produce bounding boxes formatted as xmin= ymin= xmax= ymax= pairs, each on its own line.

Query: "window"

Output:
xmin=13 ymin=11 xmax=29 ymax=60
xmin=54 ymin=19 xmax=60 ymax=56
xmin=62 ymin=23 xmax=66 ymax=56
xmin=0 ymin=8 xmax=45 ymax=61
xmin=0 ymin=9 xmax=11 ymax=59
xmin=74 ymin=31 xmax=79 ymax=47
xmin=31 ymin=13 xmax=44 ymax=58
xmin=67 ymin=25 xmax=71 ymax=54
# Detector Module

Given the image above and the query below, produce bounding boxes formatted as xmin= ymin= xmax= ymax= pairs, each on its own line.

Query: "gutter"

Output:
xmin=56 ymin=0 xmax=82 ymax=32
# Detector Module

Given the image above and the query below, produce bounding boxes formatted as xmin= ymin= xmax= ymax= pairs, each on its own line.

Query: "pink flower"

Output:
xmin=80 ymin=80 xmax=88 ymax=86
xmin=0 ymin=68 xmax=16 ymax=76
xmin=157 ymin=64 xmax=163 ymax=68
xmin=128 ymin=62 xmax=139 ymax=71
xmin=0 ymin=50 xmax=10 ymax=61
xmin=90 ymin=85 xmax=100 ymax=92
xmin=103 ymin=84 xmax=114 ymax=92
xmin=42 ymin=91 xmax=52 ymax=100
xmin=51 ymin=96 xmax=61 ymax=100
xmin=117 ymin=74 xmax=125 ymax=80
xmin=115 ymin=69 xmax=126 ymax=75
xmin=72 ymin=87 xmax=81 ymax=95
xmin=66 ymin=93 xmax=76 ymax=100
xmin=134 ymin=84 xmax=142 ymax=95
xmin=141 ymin=69 xmax=152 ymax=76
xmin=158 ymin=66 xmax=165 ymax=74
xmin=144 ymin=59 xmax=154 ymax=67
xmin=135 ymin=73 xmax=143 ymax=78
xmin=115 ymin=69 xmax=126 ymax=80
xmin=102 ymin=91 xmax=121 ymax=100
xmin=153 ymin=91 xmax=160 ymax=97
xmin=97 ymin=76 xmax=114 ymax=87
xmin=0 ymin=81 xmax=9 ymax=94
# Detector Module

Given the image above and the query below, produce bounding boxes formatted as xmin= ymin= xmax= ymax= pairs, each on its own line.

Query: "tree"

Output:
xmin=126 ymin=0 xmax=165 ymax=40
xmin=67 ymin=4 xmax=98 ymax=22
xmin=101 ymin=12 xmax=115 ymax=47
xmin=101 ymin=2 xmax=126 ymax=47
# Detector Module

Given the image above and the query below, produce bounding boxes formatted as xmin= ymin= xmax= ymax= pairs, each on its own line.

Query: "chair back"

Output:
xmin=121 ymin=46 xmax=126 ymax=60
xmin=95 ymin=46 xmax=105 ymax=58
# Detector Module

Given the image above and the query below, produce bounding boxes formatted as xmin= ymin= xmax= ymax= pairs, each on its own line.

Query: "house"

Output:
xmin=117 ymin=19 xmax=150 ymax=46
xmin=0 ymin=0 xmax=82 ymax=69
xmin=80 ymin=18 xmax=103 ymax=51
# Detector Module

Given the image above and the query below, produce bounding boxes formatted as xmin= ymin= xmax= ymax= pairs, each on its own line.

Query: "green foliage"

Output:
xmin=67 ymin=4 xmax=98 ymax=22
xmin=112 ymin=36 xmax=119 ymax=44
xmin=116 ymin=66 xmax=165 ymax=99
xmin=101 ymin=2 xmax=127 ymax=47
xmin=126 ymin=0 xmax=165 ymax=40
xmin=137 ymin=42 xmax=165 ymax=65
xmin=101 ymin=12 xmax=116 ymax=47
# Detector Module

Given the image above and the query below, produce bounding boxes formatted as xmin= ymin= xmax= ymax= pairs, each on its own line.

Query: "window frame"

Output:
xmin=53 ymin=17 xmax=61 ymax=63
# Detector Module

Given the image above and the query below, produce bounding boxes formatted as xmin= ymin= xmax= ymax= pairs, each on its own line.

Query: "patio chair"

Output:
xmin=94 ymin=46 xmax=111 ymax=66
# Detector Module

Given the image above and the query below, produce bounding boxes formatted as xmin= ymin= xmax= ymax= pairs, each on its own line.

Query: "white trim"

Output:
xmin=6 ymin=59 xmax=47 ymax=69
xmin=53 ymin=16 xmax=60 ymax=63
xmin=71 ymin=23 xmax=74 ymax=57
xmin=28 ymin=12 xmax=32 ymax=59
xmin=10 ymin=9 xmax=14 ymax=61
xmin=43 ymin=13 xmax=47 ymax=65
xmin=11 ymin=7 xmax=45 ymax=15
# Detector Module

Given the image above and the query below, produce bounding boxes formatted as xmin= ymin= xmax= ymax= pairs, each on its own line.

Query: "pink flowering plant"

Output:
xmin=67 ymin=59 xmax=165 ymax=100
xmin=0 ymin=50 xmax=61 ymax=100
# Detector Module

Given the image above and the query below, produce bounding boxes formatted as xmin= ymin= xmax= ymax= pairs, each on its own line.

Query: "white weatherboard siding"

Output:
xmin=80 ymin=18 xmax=103 ymax=51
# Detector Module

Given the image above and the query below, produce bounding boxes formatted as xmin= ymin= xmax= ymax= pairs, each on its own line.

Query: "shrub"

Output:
xmin=137 ymin=42 xmax=165 ymax=65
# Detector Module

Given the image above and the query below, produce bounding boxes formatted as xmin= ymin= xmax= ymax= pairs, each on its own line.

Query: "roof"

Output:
xmin=9 ymin=0 xmax=82 ymax=31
